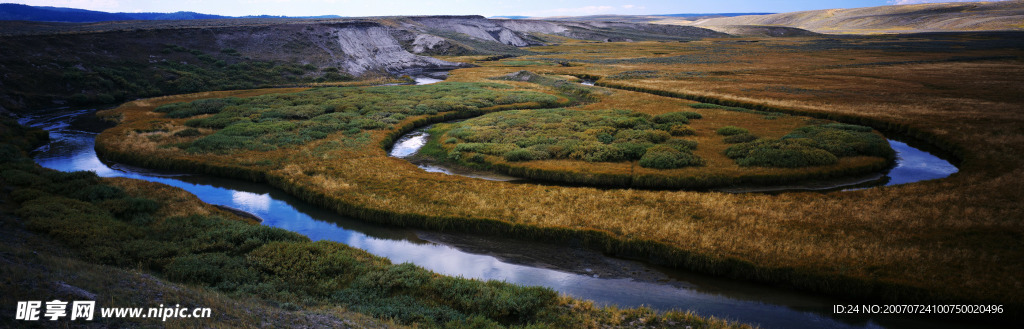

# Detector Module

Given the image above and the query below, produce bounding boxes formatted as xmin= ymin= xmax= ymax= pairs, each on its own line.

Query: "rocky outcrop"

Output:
xmin=495 ymin=19 xmax=569 ymax=35
xmin=411 ymin=34 xmax=447 ymax=53
xmin=327 ymin=23 xmax=465 ymax=75
xmin=401 ymin=16 xmax=539 ymax=47
xmin=205 ymin=22 xmax=467 ymax=75
xmin=396 ymin=15 xmax=728 ymax=48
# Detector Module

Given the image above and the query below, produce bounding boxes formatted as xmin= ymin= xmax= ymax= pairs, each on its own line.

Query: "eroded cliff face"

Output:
xmin=401 ymin=16 xmax=538 ymax=47
xmin=385 ymin=15 xmax=729 ymax=56
xmin=205 ymin=22 xmax=467 ymax=75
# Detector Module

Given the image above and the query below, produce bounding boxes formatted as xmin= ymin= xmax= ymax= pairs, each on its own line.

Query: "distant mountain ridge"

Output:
xmin=0 ymin=3 xmax=230 ymax=22
xmin=0 ymin=3 xmax=344 ymax=22
xmin=0 ymin=4 xmax=771 ymax=24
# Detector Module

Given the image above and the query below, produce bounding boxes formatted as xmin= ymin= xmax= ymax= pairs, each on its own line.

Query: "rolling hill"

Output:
xmin=686 ymin=1 xmax=1024 ymax=34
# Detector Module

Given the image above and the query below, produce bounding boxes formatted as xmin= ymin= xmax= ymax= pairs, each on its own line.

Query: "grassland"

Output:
xmin=95 ymin=32 xmax=1024 ymax=324
xmin=0 ymin=118 xmax=748 ymax=328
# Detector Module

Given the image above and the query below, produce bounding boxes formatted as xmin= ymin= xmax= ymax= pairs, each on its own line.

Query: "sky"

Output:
xmin=8 ymin=0 xmax=1015 ymax=17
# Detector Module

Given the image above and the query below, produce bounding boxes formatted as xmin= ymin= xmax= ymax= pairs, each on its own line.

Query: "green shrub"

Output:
xmin=725 ymin=139 xmax=838 ymax=167
xmin=185 ymin=115 xmax=242 ymax=129
xmin=613 ymin=142 xmax=651 ymax=160
xmin=688 ymin=103 xmax=730 ymax=109
xmin=10 ymin=188 xmax=48 ymax=204
xmin=569 ymin=142 xmax=626 ymax=162
xmin=453 ymin=143 xmax=486 ymax=154
xmin=503 ymin=148 xmax=550 ymax=162
xmin=443 ymin=109 xmax=712 ymax=168
xmin=614 ymin=129 xmax=670 ymax=144
xmin=653 ymin=111 xmax=701 ymax=124
xmin=716 ymin=126 xmax=749 ymax=136
xmin=174 ymin=128 xmax=202 ymax=137
xmin=665 ymin=139 xmax=699 ymax=151
xmin=690 ymin=103 xmax=786 ymax=118
xmin=820 ymin=123 xmax=874 ymax=132
xmin=668 ymin=125 xmax=696 ymax=136
xmin=724 ymin=133 xmax=758 ymax=144
xmin=1 ymin=169 xmax=46 ymax=187
xmin=165 ymin=253 xmax=257 ymax=288
xmin=169 ymin=83 xmax=558 ymax=153
xmin=71 ymin=184 xmax=127 ymax=202
xmin=783 ymin=124 xmax=893 ymax=158
xmin=639 ymin=146 xmax=704 ymax=169
xmin=157 ymin=98 xmax=241 ymax=118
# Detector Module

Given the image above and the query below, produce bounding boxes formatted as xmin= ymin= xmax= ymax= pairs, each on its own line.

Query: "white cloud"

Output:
xmin=889 ymin=0 xmax=1013 ymax=4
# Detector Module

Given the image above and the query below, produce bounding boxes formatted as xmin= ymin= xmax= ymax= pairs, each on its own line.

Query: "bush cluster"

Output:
xmin=152 ymin=82 xmax=560 ymax=153
xmin=639 ymin=145 xmax=705 ymax=169
xmin=724 ymin=139 xmax=838 ymax=167
xmin=689 ymin=102 xmax=786 ymax=119
xmin=723 ymin=133 xmax=758 ymax=144
xmin=724 ymin=124 xmax=893 ymax=167
xmin=442 ymin=108 xmax=704 ymax=169
xmin=784 ymin=124 xmax=893 ymax=158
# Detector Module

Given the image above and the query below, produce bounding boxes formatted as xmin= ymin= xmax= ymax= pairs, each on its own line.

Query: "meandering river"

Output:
xmin=21 ymin=85 xmax=968 ymax=329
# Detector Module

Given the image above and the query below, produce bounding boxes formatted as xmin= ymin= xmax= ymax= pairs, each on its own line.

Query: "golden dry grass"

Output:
xmin=96 ymin=34 xmax=1024 ymax=312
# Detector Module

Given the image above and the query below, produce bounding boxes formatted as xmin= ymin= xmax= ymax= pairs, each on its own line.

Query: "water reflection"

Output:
xmin=20 ymin=107 xmax=983 ymax=329
xmin=884 ymin=140 xmax=958 ymax=186
xmin=388 ymin=127 xmax=521 ymax=181
xmin=389 ymin=131 xmax=428 ymax=158
xmin=414 ymin=76 xmax=444 ymax=85
xmin=231 ymin=191 xmax=272 ymax=213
